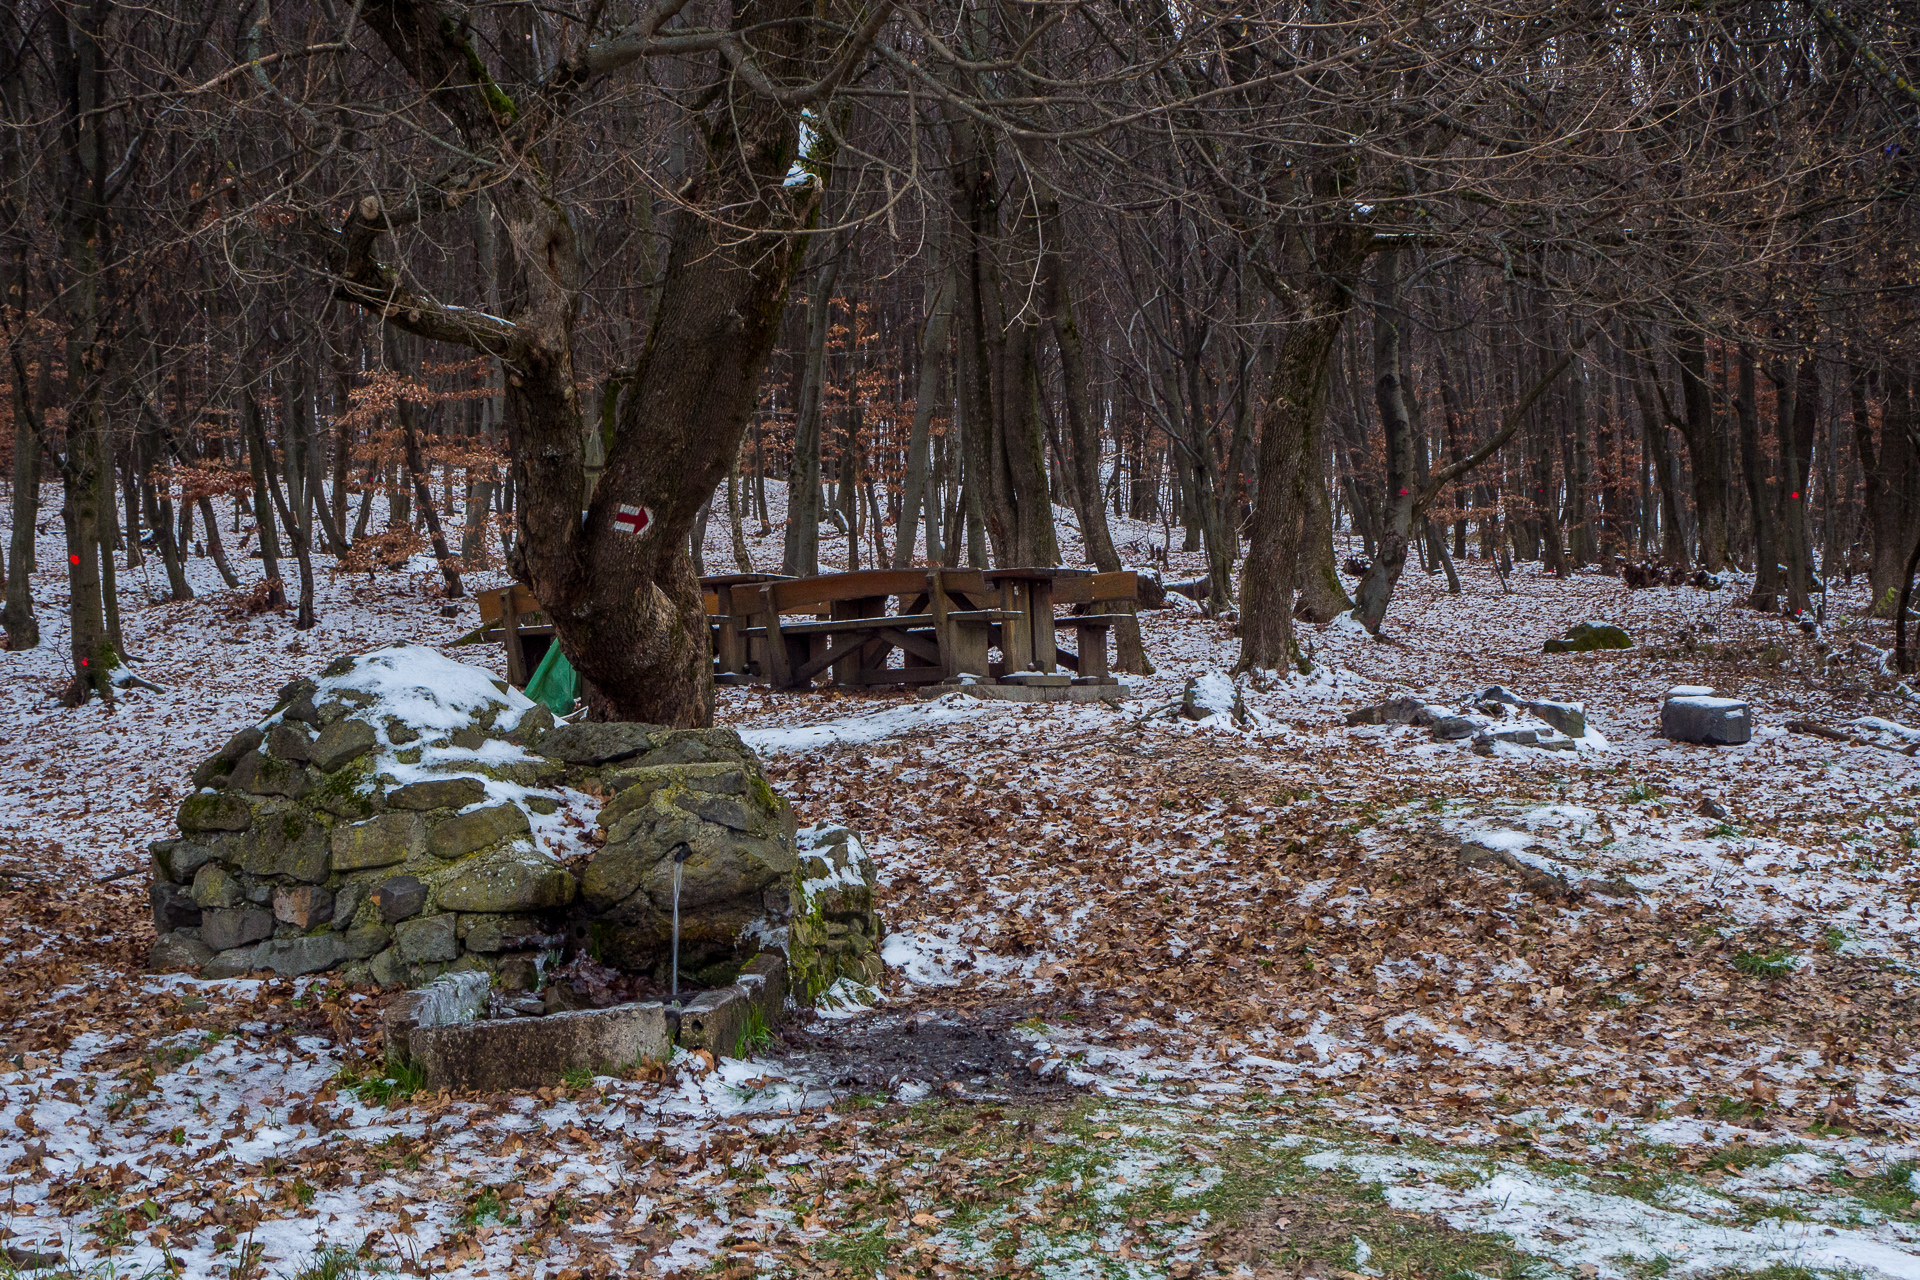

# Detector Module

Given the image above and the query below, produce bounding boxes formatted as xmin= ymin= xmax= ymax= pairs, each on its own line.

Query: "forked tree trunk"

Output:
xmin=337 ymin=0 xmax=827 ymax=726
xmin=1238 ymin=224 xmax=1370 ymax=673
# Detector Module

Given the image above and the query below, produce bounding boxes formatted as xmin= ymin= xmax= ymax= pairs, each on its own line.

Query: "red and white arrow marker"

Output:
xmin=612 ymin=504 xmax=654 ymax=537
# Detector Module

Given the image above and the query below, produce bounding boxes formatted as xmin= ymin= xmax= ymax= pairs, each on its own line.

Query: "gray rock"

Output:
xmin=1430 ymin=715 xmax=1486 ymax=741
xmin=374 ymin=874 xmax=428 ymax=923
xmin=388 ymin=777 xmax=486 ymax=811
xmin=237 ymin=807 xmax=330 ymax=883
xmin=266 ymin=722 xmax=313 ymax=763
xmin=634 ymin=727 xmax=757 ymax=770
xmin=201 ymin=907 xmax=275 ymax=952
xmin=369 ymin=946 xmax=406 ymax=987
xmin=395 ymin=913 xmax=458 ymax=963
xmin=310 ymin=718 xmax=378 ymax=773
xmin=460 ymin=914 xmax=563 ymax=954
xmin=190 ymin=863 xmax=245 ymax=909
xmin=433 ymin=843 xmax=576 ymax=913
xmin=1544 ymin=621 xmax=1632 ymax=653
xmin=535 ymin=722 xmax=660 ymax=765
xmin=203 ymin=945 xmax=265 ymax=979
xmin=344 ymin=922 xmax=392 ymax=960
xmin=177 ymin=791 xmax=252 ymax=833
xmin=191 ymin=726 xmax=266 ymax=789
xmin=228 ymin=750 xmax=311 ymax=799
xmin=1524 ymin=700 xmax=1587 ymax=738
xmin=1662 ymin=695 xmax=1752 ymax=746
xmin=406 ymin=1001 xmax=671 ymax=1091
xmin=258 ymin=933 xmax=348 ymax=976
xmin=148 ymin=933 xmax=214 ymax=973
xmin=512 ymin=706 xmax=557 ymax=739
xmin=1478 ymin=685 xmax=1524 ymax=706
xmin=1345 ymin=695 xmax=1442 ymax=727
xmin=332 ymin=879 xmax=369 ymax=930
xmin=428 ymin=803 xmax=530 ymax=859
xmin=331 ymin=812 xmax=425 ymax=871
xmin=149 ymin=880 xmax=202 ymax=932
xmin=151 ymin=838 xmax=217 ymax=884
xmin=272 ymin=885 xmax=333 ymax=929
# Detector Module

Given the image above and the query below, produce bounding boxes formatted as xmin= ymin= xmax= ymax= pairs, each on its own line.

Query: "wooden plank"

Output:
xmin=737 ymin=610 xmax=1014 ymax=639
xmin=767 ymin=569 xmax=937 ymax=613
xmin=1028 ymin=577 xmax=1057 ymax=673
xmin=503 ymin=588 xmax=527 ymax=687
xmin=478 ymin=583 xmax=541 ymax=625
xmin=1053 ymin=571 xmax=1139 ymax=606
xmin=877 ymin=627 xmax=943 ymax=665
xmin=789 ymin=634 xmax=872 ymax=687
xmin=998 ymin=577 xmax=1033 ymax=673
xmin=1074 ymin=620 xmax=1112 ymax=680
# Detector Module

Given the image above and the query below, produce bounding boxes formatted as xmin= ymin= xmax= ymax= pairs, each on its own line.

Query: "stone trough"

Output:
xmin=382 ymin=954 xmax=789 ymax=1092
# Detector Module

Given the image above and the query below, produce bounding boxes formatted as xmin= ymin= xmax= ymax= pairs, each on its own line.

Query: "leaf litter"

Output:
xmin=3 ymin=492 xmax=1920 ymax=1278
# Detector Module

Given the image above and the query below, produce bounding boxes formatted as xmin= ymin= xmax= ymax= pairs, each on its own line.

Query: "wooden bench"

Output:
xmin=739 ymin=566 xmax=1138 ymax=691
xmin=1048 ymin=570 xmax=1140 ymax=683
xmin=475 ymin=583 xmax=553 ymax=687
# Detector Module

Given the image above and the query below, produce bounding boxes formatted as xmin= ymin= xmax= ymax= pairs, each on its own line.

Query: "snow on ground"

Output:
xmin=4 ymin=480 xmax=1920 ymax=1278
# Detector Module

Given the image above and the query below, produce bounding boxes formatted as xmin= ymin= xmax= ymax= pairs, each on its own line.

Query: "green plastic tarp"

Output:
xmin=523 ymin=642 xmax=580 ymax=715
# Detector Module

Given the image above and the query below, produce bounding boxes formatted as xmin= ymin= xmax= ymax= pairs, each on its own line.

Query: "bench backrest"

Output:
xmin=477 ymin=583 xmax=543 ymax=625
xmin=760 ymin=569 xmax=938 ymax=615
xmin=1052 ymin=571 xmax=1139 ymax=606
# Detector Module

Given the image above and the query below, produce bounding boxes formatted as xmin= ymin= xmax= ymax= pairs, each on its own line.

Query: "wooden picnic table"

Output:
xmin=469 ymin=566 xmax=1136 ymax=694
xmin=739 ymin=566 xmax=1138 ymax=692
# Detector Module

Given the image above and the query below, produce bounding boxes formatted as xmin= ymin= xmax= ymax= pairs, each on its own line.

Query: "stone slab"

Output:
xmin=674 ymin=952 xmax=787 ymax=1058
xmin=409 ymin=1002 xmax=671 ymax=1091
xmin=383 ymin=970 xmax=490 ymax=1058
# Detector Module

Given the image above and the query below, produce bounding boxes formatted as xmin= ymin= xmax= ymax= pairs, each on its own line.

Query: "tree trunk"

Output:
xmin=4 ymin=362 xmax=42 ymax=649
xmin=895 ymin=234 xmax=953 ymax=569
xmin=1037 ymin=190 xmax=1151 ymax=672
xmin=781 ymin=231 xmax=846 ymax=578
xmin=726 ymin=460 xmax=754 ymax=573
xmin=398 ymin=389 xmax=463 ymax=599
xmin=1862 ymin=359 xmax=1916 ymax=616
xmin=1238 ymin=224 xmax=1370 ymax=672
xmin=244 ymin=390 xmax=288 ymax=608
xmin=1674 ymin=327 xmax=1728 ymax=571
xmin=1738 ymin=343 xmax=1780 ymax=611
xmin=1782 ymin=351 xmax=1818 ymax=614
xmin=1354 ymin=245 xmax=1418 ymax=634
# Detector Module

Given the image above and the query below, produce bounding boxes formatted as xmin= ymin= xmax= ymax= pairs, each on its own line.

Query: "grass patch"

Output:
xmin=800 ymin=1100 xmax=1548 ymax=1280
xmin=1828 ymin=1159 xmax=1919 ymax=1219
xmin=279 ymin=1243 xmax=377 ymax=1280
xmin=334 ymin=1059 xmax=425 ymax=1105
xmin=1732 ymin=948 xmax=1795 ymax=979
xmin=1702 ymin=1142 xmax=1808 ymax=1173
xmin=734 ymin=1002 xmax=774 ymax=1059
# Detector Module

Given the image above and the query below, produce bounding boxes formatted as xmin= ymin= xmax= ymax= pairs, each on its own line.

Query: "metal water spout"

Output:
xmin=669 ymin=842 xmax=692 ymax=1004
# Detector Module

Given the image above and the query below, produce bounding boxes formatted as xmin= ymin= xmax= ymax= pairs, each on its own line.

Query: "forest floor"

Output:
xmin=3 ymin=487 xmax=1920 ymax=1280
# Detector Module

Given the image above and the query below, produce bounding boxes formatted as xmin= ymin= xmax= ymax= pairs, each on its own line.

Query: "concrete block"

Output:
xmin=1661 ymin=695 xmax=1752 ymax=746
xmin=409 ymin=1001 xmax=671 ymax=1091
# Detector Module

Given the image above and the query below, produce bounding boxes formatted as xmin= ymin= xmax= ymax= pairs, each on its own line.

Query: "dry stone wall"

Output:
xmin=147 ymin=646 xmax=882 ymax=1004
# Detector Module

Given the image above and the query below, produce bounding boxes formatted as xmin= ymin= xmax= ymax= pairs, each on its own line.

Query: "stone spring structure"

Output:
xmin=148 ymin=646 xmax=884 ymax=1009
